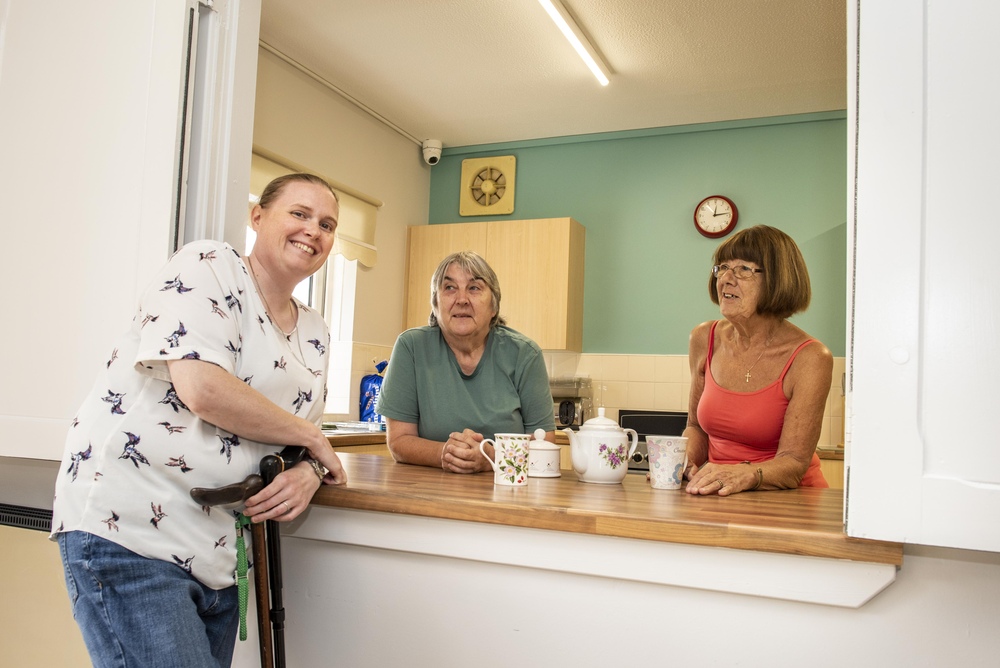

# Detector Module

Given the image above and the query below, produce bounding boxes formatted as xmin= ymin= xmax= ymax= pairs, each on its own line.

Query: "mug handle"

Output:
xmin=677 ymin=454 xmax=689 ymax=484
xmin=478 ymin=438 xmax=499 ymax=473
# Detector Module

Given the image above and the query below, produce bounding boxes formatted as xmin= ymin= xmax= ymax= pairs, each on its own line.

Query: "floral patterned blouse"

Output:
xmin=51 ymin=240 xmax=330 ymax=589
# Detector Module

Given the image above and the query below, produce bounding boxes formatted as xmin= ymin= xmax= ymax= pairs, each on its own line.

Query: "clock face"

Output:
xmin=694 ymin=195 xmax=738 ymax=238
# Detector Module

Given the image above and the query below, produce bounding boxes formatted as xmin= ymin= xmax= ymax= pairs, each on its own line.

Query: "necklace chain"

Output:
xmin=247 ymin=255 xmax=307 ymax=367
xmin=247 ymin=255 xmax=296 ymax=337
xmin=743 ymin=330 xmax=774 ymax=383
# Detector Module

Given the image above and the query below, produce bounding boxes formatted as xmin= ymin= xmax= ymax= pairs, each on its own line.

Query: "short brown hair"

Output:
xmin=708 ymin=225 xmax=811 ymax=318
xmin=428 ymin=251 xmax=506 ymax=328
xmin=257 ymin=173 xmax=339 ymax=210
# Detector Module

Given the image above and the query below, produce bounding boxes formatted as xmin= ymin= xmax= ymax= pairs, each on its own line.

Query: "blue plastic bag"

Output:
xmin=360 ymin=359 xmax=388 ymax=423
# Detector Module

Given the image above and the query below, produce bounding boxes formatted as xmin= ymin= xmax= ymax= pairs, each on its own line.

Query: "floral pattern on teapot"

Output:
xmin=598 ymin=442 xmax=628 ymax=469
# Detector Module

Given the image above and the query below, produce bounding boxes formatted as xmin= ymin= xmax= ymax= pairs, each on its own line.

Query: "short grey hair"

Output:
xmin=428 ymin=251 xmax=506 ymax=328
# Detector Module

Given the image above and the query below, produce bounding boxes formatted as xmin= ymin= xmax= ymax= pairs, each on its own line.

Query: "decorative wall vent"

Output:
xmin=459 ymin=155 xmax=516 ymax=216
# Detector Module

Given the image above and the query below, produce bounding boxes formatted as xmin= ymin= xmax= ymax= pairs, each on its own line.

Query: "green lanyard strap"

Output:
xmin=234 ymin=513 xmax=253 ymax=642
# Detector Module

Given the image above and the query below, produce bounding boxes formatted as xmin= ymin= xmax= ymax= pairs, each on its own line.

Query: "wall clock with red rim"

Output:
xmin=693 ymin=195 xmax=738 ymax=238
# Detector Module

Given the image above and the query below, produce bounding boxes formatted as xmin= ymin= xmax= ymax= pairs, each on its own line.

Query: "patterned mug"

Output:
xmin=479 ymin=433 xmax=531 ymax=486
xmin=646 ymin=435 xmax=688 ymax=490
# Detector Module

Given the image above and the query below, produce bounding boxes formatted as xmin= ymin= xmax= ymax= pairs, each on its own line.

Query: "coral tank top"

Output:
xmin=696 ymin=321 xmax=828 ymax=487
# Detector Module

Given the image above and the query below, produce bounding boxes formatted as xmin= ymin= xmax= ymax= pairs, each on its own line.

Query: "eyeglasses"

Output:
xmin=713 ymin=264 xmax=763 ymax=279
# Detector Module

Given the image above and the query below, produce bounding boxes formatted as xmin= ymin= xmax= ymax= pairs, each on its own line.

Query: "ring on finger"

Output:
xmin=282 ymin=500 xmax=290 ymax=513
xmin=715 ymin=480 xmax=725 ymax=488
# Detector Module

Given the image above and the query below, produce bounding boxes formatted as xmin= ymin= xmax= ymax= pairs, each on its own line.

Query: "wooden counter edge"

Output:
xmin=310 ymin=455 xmax=903 ymax=567
xmin=325 ymin=432 xmax=386 ymax=447
xmin=313 ymin=489 xmax=902 ymax=566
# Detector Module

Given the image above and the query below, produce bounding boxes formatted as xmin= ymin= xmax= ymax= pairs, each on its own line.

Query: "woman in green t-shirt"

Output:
xmin=377 ymin=251 xmax=556 ymax=473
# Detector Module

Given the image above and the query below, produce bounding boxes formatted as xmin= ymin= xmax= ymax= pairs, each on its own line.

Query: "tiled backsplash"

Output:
xmin=327 ymin=346 xmax=845 ymax=450
xmin=545 ymin=352 xmax=846 ymax=449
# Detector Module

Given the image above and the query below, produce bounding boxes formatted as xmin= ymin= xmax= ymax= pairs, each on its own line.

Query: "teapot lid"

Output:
xmin=580 ymin=407 xmax=622 ymax=430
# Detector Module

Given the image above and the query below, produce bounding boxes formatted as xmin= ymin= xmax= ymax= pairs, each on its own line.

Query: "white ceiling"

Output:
xmin=259 ymin=0 xmax=846 ymax=148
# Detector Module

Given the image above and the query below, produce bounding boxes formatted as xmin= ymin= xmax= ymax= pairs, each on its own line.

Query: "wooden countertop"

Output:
xmin=817 ymin=447 xmax=844 ymax=461
xmin=312 ymin=452 xmax=902 ymax=566
xmin=325 ymin=432 xmax=386 ymax=447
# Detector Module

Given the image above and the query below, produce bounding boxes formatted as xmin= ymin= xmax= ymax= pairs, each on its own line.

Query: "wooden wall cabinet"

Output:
xmin=404 ymin=218 xmax=585 ymax=351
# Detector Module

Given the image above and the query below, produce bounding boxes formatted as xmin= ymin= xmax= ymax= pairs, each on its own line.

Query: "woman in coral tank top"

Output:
xmin=684 ymin=225 xmax=833 ymax=496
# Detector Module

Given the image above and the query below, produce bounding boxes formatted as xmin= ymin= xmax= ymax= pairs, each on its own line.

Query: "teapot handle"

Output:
xmin=625 ymin=428 xmax=639 ymax=459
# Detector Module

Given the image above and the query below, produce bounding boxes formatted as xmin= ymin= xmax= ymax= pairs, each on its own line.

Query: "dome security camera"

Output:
xmin=422 ymin=139 xmax=442 ymax=165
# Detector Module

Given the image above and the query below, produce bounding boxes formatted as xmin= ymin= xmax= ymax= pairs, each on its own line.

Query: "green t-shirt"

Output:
xmin=376 ymin=326 xmax=555 ymax=442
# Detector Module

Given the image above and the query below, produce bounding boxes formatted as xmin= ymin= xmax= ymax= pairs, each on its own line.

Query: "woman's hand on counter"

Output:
xmin=442 ymin=429 xmax=490 ymax=473
xmin=309 ymin=440 xmax=348 ymax=486
xmin=387 ymin=419 xmax=492 ymax=474
xmin=685 ymin=462 xmax=756 ymax=496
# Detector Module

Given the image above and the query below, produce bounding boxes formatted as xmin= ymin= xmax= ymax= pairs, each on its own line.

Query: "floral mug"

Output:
xmin=646 ymin=435 xmax=688 ymax=490
xmin=479 ymin=434 xmax=531 ymax=486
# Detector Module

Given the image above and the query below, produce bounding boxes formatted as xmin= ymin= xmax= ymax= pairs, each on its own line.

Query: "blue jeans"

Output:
xmin=57 ymin=531 xmax=239 ymax=668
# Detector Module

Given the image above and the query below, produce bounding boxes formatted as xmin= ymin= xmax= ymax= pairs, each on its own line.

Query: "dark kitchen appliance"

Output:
xmin=618 ymin=409 xmax=688 ymax=473
xmin=550 ymin=377 xmax=593 ymax=429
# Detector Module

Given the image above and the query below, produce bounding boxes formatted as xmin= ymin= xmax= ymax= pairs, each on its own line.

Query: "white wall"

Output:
xmin=252 ymin=48 xmax=431 ymax=348
xmin=0 ymin=0 xmax=259 ymax=461
xmin=271 ymin=529 xmax=1000 ymax=668
xmin=0 ymin=1 xmax=185 ymax=461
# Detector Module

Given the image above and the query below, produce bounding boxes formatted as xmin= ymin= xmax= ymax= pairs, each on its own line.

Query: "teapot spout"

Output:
xmin=563 ymin=427 xmax=587 ymax=474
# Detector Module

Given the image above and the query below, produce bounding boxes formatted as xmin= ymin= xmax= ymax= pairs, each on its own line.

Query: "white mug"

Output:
xmin=646 ymin=435 xmax=688 ymax=490
xmin=479 ymin=433 xmax=531 ymax=486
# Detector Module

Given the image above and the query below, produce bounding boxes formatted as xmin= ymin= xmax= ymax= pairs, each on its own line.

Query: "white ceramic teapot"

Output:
xmin=563 ymin=407 xmax=638 ymax=484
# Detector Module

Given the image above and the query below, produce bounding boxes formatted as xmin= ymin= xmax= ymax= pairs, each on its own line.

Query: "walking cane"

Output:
xmin=258 ymin=446 xmax=306 ymax=668
xmin=190 ymin=445 xmax=305 ymax=668
xmin=251 ymin=518 xmax=274 ymax=668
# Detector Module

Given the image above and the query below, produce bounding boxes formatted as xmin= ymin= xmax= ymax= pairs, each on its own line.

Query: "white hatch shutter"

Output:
xmin=847 ymin=0 xmax=1000 ymax=552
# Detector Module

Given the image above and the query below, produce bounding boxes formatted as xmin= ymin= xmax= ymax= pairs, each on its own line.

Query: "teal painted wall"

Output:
xmin=428 ymin=114 xmax=847 ymax=356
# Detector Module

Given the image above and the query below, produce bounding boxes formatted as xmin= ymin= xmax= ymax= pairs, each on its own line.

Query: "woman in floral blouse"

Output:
xmin=52 ymin=173 xmax=346 ymax=668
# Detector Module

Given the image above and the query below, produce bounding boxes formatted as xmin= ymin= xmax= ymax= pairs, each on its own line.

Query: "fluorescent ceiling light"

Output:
xmin=537 ymin=0 xmax=610 ymax=86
